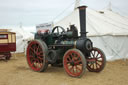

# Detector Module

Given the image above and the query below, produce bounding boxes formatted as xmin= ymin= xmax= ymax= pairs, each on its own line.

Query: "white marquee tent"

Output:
xmin=55 ymin=3 xmax=128 ymax=60
xmin=11 ymin=28 xmax=34 ymax=53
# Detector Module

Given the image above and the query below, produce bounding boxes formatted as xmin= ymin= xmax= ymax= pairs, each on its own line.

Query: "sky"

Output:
xmin=0 ymin=0 xmax=128 ymax=27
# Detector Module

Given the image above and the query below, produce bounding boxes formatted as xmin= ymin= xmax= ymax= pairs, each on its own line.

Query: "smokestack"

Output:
xmin=78 ymin=6 xmax=87 ymax=38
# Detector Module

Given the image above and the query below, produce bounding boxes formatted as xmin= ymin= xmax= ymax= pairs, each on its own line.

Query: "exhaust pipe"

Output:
xmin=76 ymin=6 xmax=93 ymax=52
xmin=78 ymin=6 xmax=87 ymax=38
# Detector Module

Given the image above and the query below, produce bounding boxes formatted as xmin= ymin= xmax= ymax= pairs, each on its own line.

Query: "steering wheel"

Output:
xmin=52 ymin=26 xmax=66 ymax=35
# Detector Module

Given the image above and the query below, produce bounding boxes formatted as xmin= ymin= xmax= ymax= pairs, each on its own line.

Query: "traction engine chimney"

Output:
xmin=78 ymin=6 xmax=87 ymax=38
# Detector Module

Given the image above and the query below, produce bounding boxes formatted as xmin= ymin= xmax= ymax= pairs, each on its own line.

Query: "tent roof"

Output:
xmin=55 ymin=8 xmax=128 ymax=36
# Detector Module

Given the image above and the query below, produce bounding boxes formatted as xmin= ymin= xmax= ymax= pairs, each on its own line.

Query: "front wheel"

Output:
xmin=87 ymin=47 xmax=106 ymax=72
xmin=26 ymin=40 xmax=48 ymax=72
xmin=63 ymin=49 xmax=86 ymax=78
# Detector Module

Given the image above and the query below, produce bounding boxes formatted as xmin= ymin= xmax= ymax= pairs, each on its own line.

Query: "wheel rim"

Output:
xmin=64 ymin=50 xmax=84 ymax=77
xmin=87 ymin=48 xmax=106 ymax=72
xmin=27 ymin=41 xmax=45 ymax=71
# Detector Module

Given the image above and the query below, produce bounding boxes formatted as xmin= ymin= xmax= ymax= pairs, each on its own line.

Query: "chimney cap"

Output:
xmin=78 ymin=5 xmax=88 ymax=10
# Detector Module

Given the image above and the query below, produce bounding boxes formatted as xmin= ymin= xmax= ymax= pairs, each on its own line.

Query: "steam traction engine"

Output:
xmin=26 ymin=6 xmax=106 ymax=77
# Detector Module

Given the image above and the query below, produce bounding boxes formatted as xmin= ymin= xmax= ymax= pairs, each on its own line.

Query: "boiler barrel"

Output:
xmin=60 ymin=39 xmax=93 ymax=51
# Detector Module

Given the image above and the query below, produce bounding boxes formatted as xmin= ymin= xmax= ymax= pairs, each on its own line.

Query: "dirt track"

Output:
xmin=0 ymin=53 xmax=128 ymax=85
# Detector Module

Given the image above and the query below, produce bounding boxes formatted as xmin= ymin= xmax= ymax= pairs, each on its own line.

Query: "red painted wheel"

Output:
xmin=26 ymin=40 xmax=48 ymax=72
xmin=87 ymin=47 xmax=106 ymax=72
xmin=63 ymin=49 xmax=86 ymax=77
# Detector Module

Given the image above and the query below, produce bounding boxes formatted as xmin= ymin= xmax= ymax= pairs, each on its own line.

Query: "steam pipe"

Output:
xmin=78 ymin=6 xmax=87 ymax=38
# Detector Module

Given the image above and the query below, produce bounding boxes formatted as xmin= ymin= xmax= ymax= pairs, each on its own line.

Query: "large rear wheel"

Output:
xmin=26 ymin=40 xmax=48 ymax=72
xmin=63 ymin=49 xmax=86 ymax=78
xmin=87 ymin=47 xmax=106 ymax=72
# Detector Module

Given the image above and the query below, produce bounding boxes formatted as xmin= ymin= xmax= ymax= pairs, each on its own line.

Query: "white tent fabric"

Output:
xmin=10 ymin=28 xmax=34 ymax=53
xmin=55 ymin=8 xmax=128 ymax=61
xmin=55 ymin=8 xmax=128 ymax=36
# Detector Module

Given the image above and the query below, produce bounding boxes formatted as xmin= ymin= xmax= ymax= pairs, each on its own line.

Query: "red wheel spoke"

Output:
xmin=67 ymin=64 xmax=71 ymax=66
xmin=96 ymin=52 xmax=99 ymax=58
xmin=38 ymin=56 xmax=43 ymax=60
xmin=30 ymin=47 xmax=34 ymax=52
xmin=36 ymin=59 xmax=42 ymax=69
xmin=74 ymin=66 xmax=78 ymax=73
xmin=71 ymin=53 xmax=74 ymax=57
xmin=71 ymin=54 xmax=75 ymax=61
xmin=30 ymin=62 xmax=34 ymax=66
xmin=35 ymin=60 xmax=40 ymax=69
xmin=91 ymin=52 xmax=95 ymax=58
xmin=39 ymin=53 xmax=44 ymax=56
xmin=87 ymin=63 xmax=91 ymax=66
xmin=69 ymin=66 xmax=74 ymax=71
xmin=35 ymin=63 xmax=38 ymax=68
xmin=66 ymin=61 xmax=71 ymax=64
xmin=33 ymin=45 xmax=37 ymax=53
xmin=38 ymin=51 xmax=43 ymax=55
xmin=96 ymin=62 xmax=101 ymax=67
xmin=89 ymin=63 xmax=93 ymax=67
xmin=95 ymin=63 xmax=98 ymax=69
xmin=67 ymin=56 xmax=72 ymax=62
xmin=37 ymin=54 xmax=43 ymax=60
xmin=72 ymin=66 xmax=75 ymax=73
xmin=40 ymin=60 xmax=43 ymax=63
xmin=75 ymin=59 xmax=81 ymax=64
xmin=30 ymin=57 xmax=36 ymax=61
xmin=31 ymin=61 xmax=36 ymax=66
xmin=72 ymin=53 xmax=79 ymax=61
xmin=74 ymin=56 xmax=79 ymax=61
xmin=76 ymin=65 xmax=81 ymax=72
xmin=36 ymin=45 xmax=40 ymax=52
xmin=39 ymin=63 xmax=42 ymax=68
xmin=93 ymin=51 xmax=96 ymax=57
xmin=97 ymin=56 xmax=102 ymax=59
xmin=79 ymin=64 xmax=83 ymax=66
xmin=93 ymin=64 xmax=95 ymax=69
xmin=97 ymin=60 xmax=102 ymax=62
xmin=36 ymin=59 xmax=40 ymax=63
xmin=89 ymin=63 xmax=94 ymax=69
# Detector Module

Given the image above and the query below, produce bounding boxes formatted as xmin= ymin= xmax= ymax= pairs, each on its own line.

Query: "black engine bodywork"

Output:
xmin=34 ymin=24 xmax=93 ymax=64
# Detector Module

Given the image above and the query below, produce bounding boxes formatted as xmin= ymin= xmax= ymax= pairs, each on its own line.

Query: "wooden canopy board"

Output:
xmin=0 ymin=32 xmax=16 ymax=52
